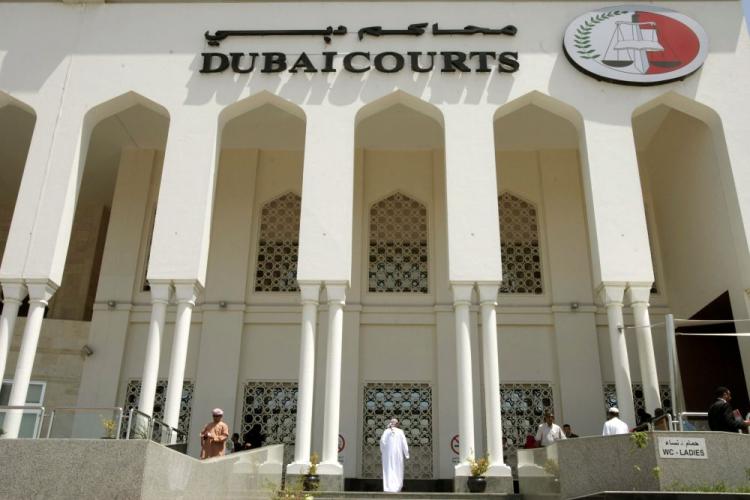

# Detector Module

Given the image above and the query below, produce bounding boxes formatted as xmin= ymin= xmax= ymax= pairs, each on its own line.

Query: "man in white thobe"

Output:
xmin=602 ymin=407 xmax=630 ymax=435
xmin=380 ymin=418 xmax=409 ymax=492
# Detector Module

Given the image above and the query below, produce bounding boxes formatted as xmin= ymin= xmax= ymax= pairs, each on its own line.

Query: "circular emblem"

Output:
xmin=563 ymin=5 xmax=708 ymax=85
xmin=450 ymin=434 xmax=460 ymax=455
xmin=338 ymin=434 xmax=346 ymax=453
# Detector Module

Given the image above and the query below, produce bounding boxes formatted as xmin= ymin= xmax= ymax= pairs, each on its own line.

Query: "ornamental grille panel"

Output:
xmin=362 ymin=382 xmax=432 ymax=479
xmin=498 ymin=193 xmax=543 ymax=294
xmin=241 ymin=381 xmax=298 ymax=467
xmin=603 ymin=383 xmax=673 ymax=416
xmin=368 ymin=193 xmax=429 ymax=293
xmin=500 ymin=383 xmax=554 ymax=452
xmin=122 ymin=379 xmax=194 ymax=439
xmin=254 ymin=193 xmax=301 ymax=292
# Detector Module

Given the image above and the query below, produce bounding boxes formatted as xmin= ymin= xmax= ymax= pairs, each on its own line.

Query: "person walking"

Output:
xmin=708 ymin=386 xmax=750 ymax=432
xmin=535 ymin=411 xmax=566 ymax=446
xmin=380 ymin=418 xmax=410 ymax=492
xmin=602 ymin=407 xmax=629 ymax=435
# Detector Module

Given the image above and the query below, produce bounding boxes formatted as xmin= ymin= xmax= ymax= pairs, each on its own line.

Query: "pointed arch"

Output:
xmin=84 ymin=91 xmax=170 ymax=130
xmin=0 ymin=91 xmax=36 ymax=116
xmin=356 ymin=90 xmax=444 ymax=127
xmin=254 ymin=191 xmax=302 ymax=292
xmin=494 ymin=91 xmax=584 ymax=132
xmin=368 ymin=191 xmax=428 ymax=293
xmin=494 ymin=91 xmax=584 ymax=151
xmin=498 ymin=192 xmax=543 ymax=295
xmin=219 ymin=91 xmax=306 ymax=128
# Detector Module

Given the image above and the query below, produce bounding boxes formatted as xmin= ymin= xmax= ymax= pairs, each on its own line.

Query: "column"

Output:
xmin=319 ymin=282 xmax=346 ymax=474
xmin=163 ymin=282 xmax=199 ymax=433
xmin=627 ymin=285 xmax=661 ymax=414
xmin=600 ymin=284 xmax=636 ymax=427
xmin=3 ymin=281 xmax=55 ymax=438
xmin=0 ymin=282 xmax=26 ymax=385
xmin=287 ymin=282 xmax=321 ymax=474
xmin=452 ymin=283 xmax=475 ymax=472
xmin=478 ymin=284 xmax=511 ymax=476
xmin=137 ymin=283 xmax=171 ymax=417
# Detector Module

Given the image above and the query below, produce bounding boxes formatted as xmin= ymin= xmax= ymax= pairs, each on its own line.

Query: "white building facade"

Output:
xmin=1 ymin=0 xmax=750 ymax=489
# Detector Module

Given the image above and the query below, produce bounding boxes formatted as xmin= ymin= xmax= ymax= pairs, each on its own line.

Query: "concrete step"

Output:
xmin=312 ymin=492 xmax=521 ymax=500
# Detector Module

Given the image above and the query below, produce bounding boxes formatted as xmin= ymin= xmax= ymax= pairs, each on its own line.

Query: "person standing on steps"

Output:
xmin=380 ymin=418 xmax=410 ymax=492
xmin=199 ymin=408 xmax=229 ymax=459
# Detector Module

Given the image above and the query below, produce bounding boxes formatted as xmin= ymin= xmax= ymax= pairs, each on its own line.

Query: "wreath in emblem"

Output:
xmin=574 ymin=10 xmax=628 ymax=59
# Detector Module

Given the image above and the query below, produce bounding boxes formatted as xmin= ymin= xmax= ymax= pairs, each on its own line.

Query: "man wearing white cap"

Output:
xmin=602 ymin=407 xmax=630 ymax=436
xmin=200 ymin=408 xmax=230 ymax=459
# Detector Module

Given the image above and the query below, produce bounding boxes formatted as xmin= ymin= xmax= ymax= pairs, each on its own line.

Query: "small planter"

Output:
xmin=467 ymin=475 xmax=487 ymax=493
xmin=303 ymin=474 xmax=320 ymax=491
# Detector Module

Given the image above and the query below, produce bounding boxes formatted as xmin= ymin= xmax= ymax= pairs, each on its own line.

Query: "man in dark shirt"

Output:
xmin=708 ymin=386 xmax=750 ymax=432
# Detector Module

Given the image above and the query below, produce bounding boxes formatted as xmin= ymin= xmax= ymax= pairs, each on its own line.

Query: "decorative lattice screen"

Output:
xmin=254 ymin=193 xmax=301 ymax=292
xmin=602 ymin=383 xmax=673 ymax=416
xmin=368 ymin=193 xmax=428 ymax=293
xmin=122 ymin=379 xmax=194 ymax=438
xmin=500 ymin=383 xmax=554 ymax=452
xmin=499 ymin=193 xmax=543 ymax=294
xmin=241 ymin=381 xmax=298 ymax=467
xmin=362 ymin=382 xmax=433 ymax=479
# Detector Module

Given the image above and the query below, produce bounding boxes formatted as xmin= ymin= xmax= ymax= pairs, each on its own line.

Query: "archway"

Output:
xmin=493 ymin=92 xmax=607 ymax=441
xmin=633 ymin=93 xmax=750 ymax=412
xmin=354 ymin=91 xmax=445 ymax=481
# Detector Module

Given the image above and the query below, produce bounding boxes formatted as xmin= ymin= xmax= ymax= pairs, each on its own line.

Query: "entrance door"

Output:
xmin=362 ymin=382 xmax=433 ymax=479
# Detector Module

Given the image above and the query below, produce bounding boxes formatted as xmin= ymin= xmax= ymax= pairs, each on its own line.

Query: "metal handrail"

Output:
xmin=171 ymin=426 xmax=188 ymax=445
xmin=126 ymin=408 xmax=154 ymax=440
xmin=46 ymin=407 xmax=123 ymax=439
xmin=677 ymin=411 xmax=708 ymax=431
xmin=0 ymin=405 xmax=46 ymax=439
xmin=126 ymin=408 xmax=186 ymax=445
xmin=648 ymin=413 xmax=673 ymax=431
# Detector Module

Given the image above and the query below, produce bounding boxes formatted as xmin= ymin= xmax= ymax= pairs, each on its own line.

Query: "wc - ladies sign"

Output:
xmin=200 ymin=22 xmax=520 ymax=74
xmin=563 ymin=5 xmax=709 ymax=85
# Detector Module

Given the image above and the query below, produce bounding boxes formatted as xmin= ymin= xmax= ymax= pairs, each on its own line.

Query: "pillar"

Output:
xmin=600 ymin=284 xmax=636 ymax=427
xmin=137 ymin=282 xmax=171 ymax=417
xmin=627 ymin=285 xmax=661 ymax=415
xmin=3 ymin=281 xmax=55 ymax=438
xmin=452 ymin=283 xmax=475 ymax=474
xmin=287 ymin=282 xmax=321 ymax=474
xmin=319 ymin=282 xmax=346 ymax=475
xmin=0 ymin=282 xmax=26 ymax=386
xmin=477 ymin=283 xmax=511 ymax=477
xmin=164 ymin=282 xmax=199 ymax=435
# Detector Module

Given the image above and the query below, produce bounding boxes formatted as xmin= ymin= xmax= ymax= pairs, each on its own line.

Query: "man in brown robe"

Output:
xmin=200 ymin=408 xmax=230 ymax=459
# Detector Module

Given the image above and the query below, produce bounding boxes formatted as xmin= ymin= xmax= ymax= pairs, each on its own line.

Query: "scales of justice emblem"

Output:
xmin=563 ymin=5 xmax=709 ymax=85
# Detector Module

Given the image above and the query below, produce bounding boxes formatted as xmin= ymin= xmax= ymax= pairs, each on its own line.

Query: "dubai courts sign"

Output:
xmin=563 ymin=5 xmax=709 ymax=85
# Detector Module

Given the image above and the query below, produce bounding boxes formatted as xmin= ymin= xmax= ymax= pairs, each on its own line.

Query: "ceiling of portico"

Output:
xmin=632 ymin=105 xmax=673 ymax=152
xmin=493 ymin=104 xmax=578 ymax=151
xmin=77 ymin=104 xmax=169 ymax=209
xmin=0 ymin=105 xmax=35 ymax=204
xmin=221 ymin=103 xmax=305 ymax=150
xmin=356 ymin=103 xmax=443 ymax=150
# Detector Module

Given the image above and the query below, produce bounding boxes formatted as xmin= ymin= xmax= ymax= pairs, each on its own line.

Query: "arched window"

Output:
xmin=499 ymin=193 xmax=543 ymax=294
xmin=254 ymin=193 xmax=301 ymax=292
xmin=368 ymin=193 xmax=428 ymax=293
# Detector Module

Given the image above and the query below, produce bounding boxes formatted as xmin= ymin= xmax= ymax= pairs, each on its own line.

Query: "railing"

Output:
xmin=0 ymin=405 xmax=46 ymax=439
xmin=125 ymin=408 xmax=187 ymax=445
xmin=676 ymin=411 xmax=709 ymax=431
xmin=46 ymin=407 xmax=123 ymax=439
xmin=647 ymin=412 xmax=673 ymax=431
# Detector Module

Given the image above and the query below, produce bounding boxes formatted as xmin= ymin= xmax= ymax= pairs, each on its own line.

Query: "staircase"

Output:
xmin=313 ymin=493 xmax=521 ymax=500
